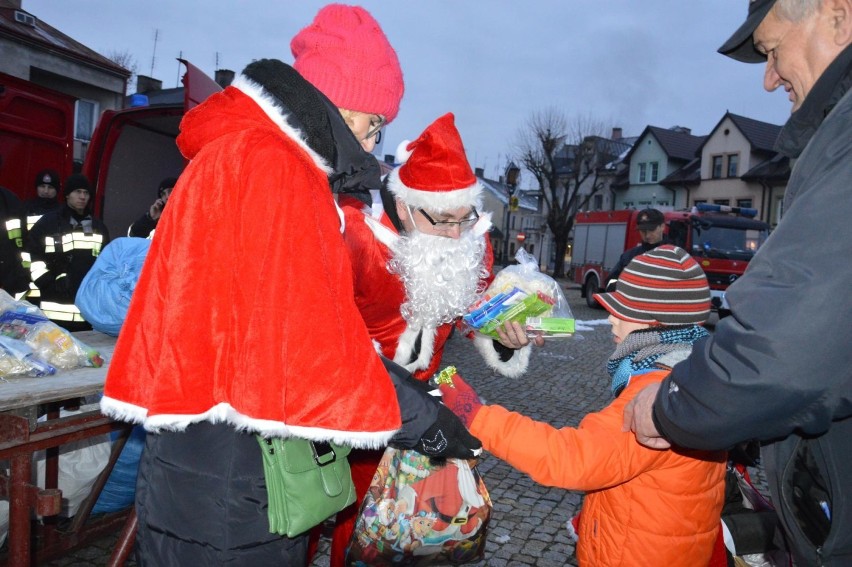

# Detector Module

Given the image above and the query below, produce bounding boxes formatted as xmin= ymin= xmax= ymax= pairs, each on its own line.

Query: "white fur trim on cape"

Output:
xmin=393 ymin=324 xmax=437 ymax=374
xmin=364 ymin=214 xmax=400 ymax=249
xmin=473 ymin=334 xmax=531 ymax=378
xmin=231 ymin=75 xmax=333 ymax=176
xmin=99 ymin=397 xmax=396 ymax=449
xmin=386 ymin=167 xmax=483 ymax=213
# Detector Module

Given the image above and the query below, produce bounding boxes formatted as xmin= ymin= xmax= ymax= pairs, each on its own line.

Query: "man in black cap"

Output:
xmin=605 ymin=207 xmax=668 ymax=291
xmin=127 ymin=176 xmax=177 ymax=238
xmin=24 ymin=168 xmax=62 ymax=229
xmin=27 ymin=173 xmax=110 ymax=330
xmin=624 ymin=1 xmax=852 ymax=564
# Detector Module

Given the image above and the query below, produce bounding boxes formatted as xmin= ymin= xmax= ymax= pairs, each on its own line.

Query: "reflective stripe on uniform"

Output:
xmin=5 ymin=218 xmax=22 ymax=241
xmin=57 ymin=232 xmax=104 ymax=253
xmin=39 ymin=301 xmax=85 ymax=322
xmin=30 ymin=260 xmax=48 ymax=281
xmin=27 ymin=215 xmax=43 ymax=231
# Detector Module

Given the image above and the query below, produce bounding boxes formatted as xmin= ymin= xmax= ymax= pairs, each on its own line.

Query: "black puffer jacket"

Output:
xmin=654 ymin=45 xmax=852 ymax=566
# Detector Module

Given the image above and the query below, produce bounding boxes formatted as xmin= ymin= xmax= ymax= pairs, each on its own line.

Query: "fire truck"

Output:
xmin=571 ymin=204 xmax=771 ymax=314
xmin=0 ymin=60 xmax=221 ymax=238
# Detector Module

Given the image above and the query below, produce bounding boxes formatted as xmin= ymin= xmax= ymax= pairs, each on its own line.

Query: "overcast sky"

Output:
xmin=26 ymin=1 xmax=792 ymax=186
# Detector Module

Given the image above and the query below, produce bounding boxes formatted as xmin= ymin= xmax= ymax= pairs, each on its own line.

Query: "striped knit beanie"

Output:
xmin=593 ymin=245 xmax=710 ymax=325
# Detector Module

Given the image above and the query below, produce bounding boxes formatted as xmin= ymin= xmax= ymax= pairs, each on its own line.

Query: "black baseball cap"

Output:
xmin=636 ymin=208 xmax=665 ymax=231
xmin=718 ymin=0 xmax=777 ymax=63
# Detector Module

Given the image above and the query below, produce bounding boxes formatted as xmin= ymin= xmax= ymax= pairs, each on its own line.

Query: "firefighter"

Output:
xmin=0 ymin=186 xmax=29 ymax=296
xmin=27 ymin=173 xmax=109 ymax=330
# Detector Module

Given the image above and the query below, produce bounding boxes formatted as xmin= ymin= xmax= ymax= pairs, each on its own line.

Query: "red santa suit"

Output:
xmin=325 ymin=113 xmax=529 ymax=566
xmin=340 ymin=197 xmax=531 ymax=380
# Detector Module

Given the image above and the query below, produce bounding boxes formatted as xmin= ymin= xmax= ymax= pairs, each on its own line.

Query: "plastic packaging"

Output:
xmin=463 ymin=249 xmax=575 ymax=338
xmin=0 ymin=290 xmax=103 ymax=371
xmin=76 ymin=237 xmax=151 ymax=336
xmin=0 ymin=335 xmax=56 ymax=378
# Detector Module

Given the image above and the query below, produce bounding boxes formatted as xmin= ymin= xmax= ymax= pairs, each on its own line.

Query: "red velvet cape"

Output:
xmin=101 ymin=78 xmax=400 ymax=447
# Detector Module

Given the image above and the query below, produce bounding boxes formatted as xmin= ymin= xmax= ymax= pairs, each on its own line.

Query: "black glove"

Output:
xmin=381 ymin=357 xmax=482 ymax=459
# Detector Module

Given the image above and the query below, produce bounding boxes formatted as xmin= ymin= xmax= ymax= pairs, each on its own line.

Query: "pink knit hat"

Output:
xmin=291 ymin=4 xmax=404 ymax=123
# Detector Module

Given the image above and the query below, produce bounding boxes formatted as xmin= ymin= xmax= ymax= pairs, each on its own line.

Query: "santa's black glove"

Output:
xmin=382 ymin=357 xmax=482 ymax=459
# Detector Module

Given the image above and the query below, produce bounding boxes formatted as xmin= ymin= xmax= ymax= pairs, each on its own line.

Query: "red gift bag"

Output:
xmin=346 ymin=447 xmax=492 ymax=566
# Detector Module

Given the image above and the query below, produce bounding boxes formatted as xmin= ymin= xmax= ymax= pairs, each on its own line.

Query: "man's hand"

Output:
xmin=495 ymin=321 xmax=545 ymax=349
xmin=622 ymin=382 xmax=671 ymax=449
xmin=149 ymin=198 xmax=166 ymax=221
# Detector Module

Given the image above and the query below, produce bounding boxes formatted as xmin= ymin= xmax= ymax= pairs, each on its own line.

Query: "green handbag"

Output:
xmin=257 ymin=436 xmax=356 ymax=538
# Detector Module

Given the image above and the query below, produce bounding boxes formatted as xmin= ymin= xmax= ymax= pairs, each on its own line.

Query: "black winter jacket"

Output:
xmin=654 ymin=44 xmax=852 ymax=566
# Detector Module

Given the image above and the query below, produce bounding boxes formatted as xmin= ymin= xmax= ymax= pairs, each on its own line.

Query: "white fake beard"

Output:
xmin=388 ymin=229 xmax=488 ymax=329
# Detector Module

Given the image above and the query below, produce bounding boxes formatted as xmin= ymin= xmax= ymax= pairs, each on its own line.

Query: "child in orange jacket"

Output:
xmin=440 ymin=245 xmax=727 ymax=566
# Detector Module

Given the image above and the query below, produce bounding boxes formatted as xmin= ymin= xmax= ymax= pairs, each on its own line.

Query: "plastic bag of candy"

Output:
xmin=463 ymin=249 xmax=574 ymax=338
xmin=0 ymin=290 xmax=103 ymax=371
xmin=0 ymin=335 xmax=56 ymax=378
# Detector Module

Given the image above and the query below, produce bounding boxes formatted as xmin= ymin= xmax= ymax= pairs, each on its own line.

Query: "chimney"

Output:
xmin=136 ymin=75 xmax=162 ymax=94
xmin=611 ymin=127 xmax=622 ymax=140
xmin=474 ymin=167 xmax=484 ymax=177
xmin=9 ymin=1 xmax=22 ymax=9
xmin=215 ymin=69 xmax=235 ymax=88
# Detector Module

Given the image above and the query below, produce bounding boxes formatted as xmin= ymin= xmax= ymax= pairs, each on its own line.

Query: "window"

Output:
xmin=649 ymin=161 xmax=659 ymax=182
xmin=75 ymin=100 xmax=99 ymax=141
xmin=714 ymin=199 xmax=730 ymax=206
xmin=694 ymin=199 xmax=708 ymax=207
xmin=593 ymin=194 xmax=603 ymax=210
xmin=737 ymin=199 xmax=752 ymax=209
xmin=638 ymin=163 xmax=647 ymax=183
xmin=727 ymin=154 xmax=739 ymax=177
xmin=712 ymin=156 xmax=723 ymax=179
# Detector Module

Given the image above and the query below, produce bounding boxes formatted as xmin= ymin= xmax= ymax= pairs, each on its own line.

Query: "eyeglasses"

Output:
xmin=417 ymin=208 xmax=479 ymax=231
xmin=364 ymin=115 xmax=385 ymax=144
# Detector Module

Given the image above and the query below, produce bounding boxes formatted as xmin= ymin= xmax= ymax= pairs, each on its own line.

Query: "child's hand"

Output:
xmin=437 ymin=371 xmax=483 ymax=429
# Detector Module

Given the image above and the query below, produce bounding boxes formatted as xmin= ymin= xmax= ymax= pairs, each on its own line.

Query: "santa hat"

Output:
xmin=386 ymin=113 xmax=482 ymax=213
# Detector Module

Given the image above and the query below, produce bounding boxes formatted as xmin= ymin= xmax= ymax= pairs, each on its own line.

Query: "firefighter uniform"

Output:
xmin=1 ymin=186 xmax=30 ymax=296
xmin=27 ymin=204 xmax=109 ymax=330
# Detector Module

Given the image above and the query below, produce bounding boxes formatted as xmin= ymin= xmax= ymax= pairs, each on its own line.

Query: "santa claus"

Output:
xmin=328 ymin=113 xmax=536 ymax=566
xmin=341 ymin=112 xmax=533 ymax=381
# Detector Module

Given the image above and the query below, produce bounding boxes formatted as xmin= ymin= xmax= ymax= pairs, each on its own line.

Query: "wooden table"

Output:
xmin=0 ymin=331 xmax=131 ymax=567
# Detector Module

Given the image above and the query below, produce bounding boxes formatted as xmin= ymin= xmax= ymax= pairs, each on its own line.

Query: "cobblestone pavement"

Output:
xmin=40 ymin=281 xmax=768 ymax=566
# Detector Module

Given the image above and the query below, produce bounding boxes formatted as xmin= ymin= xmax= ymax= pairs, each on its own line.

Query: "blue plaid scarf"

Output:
xmin=607 ymin=325 xmax=709 ymax=397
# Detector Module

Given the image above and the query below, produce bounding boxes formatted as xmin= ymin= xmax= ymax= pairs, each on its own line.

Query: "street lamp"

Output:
xmin=502 ymin=162 xmax=521 ymax=265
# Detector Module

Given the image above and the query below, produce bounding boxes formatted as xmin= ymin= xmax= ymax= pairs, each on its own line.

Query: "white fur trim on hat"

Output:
xmin=386 ymin=167 xmax=483 ymax=213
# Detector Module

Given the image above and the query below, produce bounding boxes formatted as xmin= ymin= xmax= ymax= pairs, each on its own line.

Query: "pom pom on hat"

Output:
xmin=386 ymin=113 xmax=481 ymax=213
xmin=291 ymin=4 xmax=404 ymax=124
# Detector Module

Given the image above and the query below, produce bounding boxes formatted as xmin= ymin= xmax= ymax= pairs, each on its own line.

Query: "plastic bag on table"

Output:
xmin=0 ymin=335 xmax=56 ymax=378
xmin=463 ymin=248 xmax=574 ymax=338
xmin=346 ymin=447 xmax=491 ymax=566
xmin=0 ymin=294 xmax=103 ymax=370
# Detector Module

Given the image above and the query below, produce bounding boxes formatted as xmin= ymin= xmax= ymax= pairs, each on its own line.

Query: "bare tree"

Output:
xmin=513 ymin=108 xmax=611 ymax=278
xmin=107 ymin=49 xmax=138 ymax=94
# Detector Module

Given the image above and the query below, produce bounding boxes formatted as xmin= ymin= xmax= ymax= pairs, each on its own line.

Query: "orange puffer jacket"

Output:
xmin=471 ymin=369 xmax=726 ymax=566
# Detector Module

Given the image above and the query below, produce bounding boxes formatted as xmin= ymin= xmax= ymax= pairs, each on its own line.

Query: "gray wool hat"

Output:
xmin=718 ymin=0 xmax=777 ymax=63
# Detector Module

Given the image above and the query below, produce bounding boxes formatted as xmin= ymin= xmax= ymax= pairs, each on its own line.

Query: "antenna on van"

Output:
xmin=150 ymin=28 xmax=159 ymax=76
xmin=176 ymin=51 xmax=183 ymax=87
